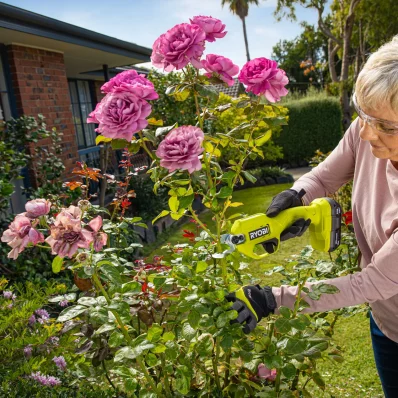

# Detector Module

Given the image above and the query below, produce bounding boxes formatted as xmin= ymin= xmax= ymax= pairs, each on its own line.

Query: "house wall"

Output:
xmin=7 ymin=44 xmax=78 ymax=181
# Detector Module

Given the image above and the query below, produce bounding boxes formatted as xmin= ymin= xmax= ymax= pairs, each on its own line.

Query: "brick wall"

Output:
xmin=7 ymin=45 xmax=78 ymax=181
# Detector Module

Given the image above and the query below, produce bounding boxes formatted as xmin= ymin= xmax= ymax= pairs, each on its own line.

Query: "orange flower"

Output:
xmin=63 ymin=181 xmax=83 ymax=191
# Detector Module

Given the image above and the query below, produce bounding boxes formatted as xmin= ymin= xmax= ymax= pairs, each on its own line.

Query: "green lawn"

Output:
xmin=146 ymin=184 xmax=383 ymax=396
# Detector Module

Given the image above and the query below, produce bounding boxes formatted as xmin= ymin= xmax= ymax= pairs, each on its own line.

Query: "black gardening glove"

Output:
xmin=266 ymin=188 xmax=306 ymax=217
xmin=226 ymin=285 xmax=276 ymax=334
xmin=264 ymin=189 xmax=311 ymax=252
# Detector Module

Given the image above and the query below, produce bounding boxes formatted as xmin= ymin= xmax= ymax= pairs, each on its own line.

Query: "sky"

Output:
xmin=3 ymin=0 xmax=324 ymax=69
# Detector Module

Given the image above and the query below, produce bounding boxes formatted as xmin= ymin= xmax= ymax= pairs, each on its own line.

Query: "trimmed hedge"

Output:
xmin=275 ymin=96 xmax=342 ymax=165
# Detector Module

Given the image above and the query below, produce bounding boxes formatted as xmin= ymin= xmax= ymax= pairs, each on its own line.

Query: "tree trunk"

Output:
xmin=241 ymin=17 xmax=250 ymax=62
xmin=328 ymin=39 xmax=339 ymax=83
xmin=340 ymin=0 xmax=362 ymax=132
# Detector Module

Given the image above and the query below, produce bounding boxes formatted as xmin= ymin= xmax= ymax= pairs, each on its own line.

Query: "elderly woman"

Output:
xmin=227 ymin=35 xmax=398 ymax=396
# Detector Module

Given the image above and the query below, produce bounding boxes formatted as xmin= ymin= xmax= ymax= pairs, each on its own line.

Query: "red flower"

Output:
xmin=121 ymin=199 xmax=132 ymax=209
xmin=343 ymin=210 xmax=353 ymax=226
xmin=182 ymin=229 xmax=195 ymax=242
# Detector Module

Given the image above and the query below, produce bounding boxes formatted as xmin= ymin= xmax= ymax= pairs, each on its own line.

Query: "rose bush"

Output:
xmin=1 ymin=15 xmax=356 ymax=398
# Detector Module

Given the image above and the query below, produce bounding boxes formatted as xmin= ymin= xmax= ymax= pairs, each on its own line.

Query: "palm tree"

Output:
xmin=221 ymin=0 xmax=259 ymax=62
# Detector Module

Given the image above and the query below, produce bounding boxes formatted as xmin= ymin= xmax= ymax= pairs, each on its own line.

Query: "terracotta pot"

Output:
xmin=73 ymin=273 xmax=93 ymax=291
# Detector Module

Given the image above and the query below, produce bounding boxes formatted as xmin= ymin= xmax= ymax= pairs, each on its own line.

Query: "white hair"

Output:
xmin=355 ymin=35 xmax=398 ymax=112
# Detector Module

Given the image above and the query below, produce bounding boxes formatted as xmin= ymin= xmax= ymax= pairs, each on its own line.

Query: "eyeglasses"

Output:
xmin=352 ymin=93 xmax=398 ymax=135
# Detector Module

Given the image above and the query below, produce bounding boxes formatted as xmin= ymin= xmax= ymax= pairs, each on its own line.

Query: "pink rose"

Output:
xmin=238 ymin=57 xmax=289 ymax=102
xmin=85 ymin=216 xmax=108 ymax=252
xmin=201 ymin=54 xmax=239 ymax=86
xmin=151 ymin=23 xmax=206 ymax=71
xmin=25 ymin=199 xmax=51 ymax=218
xmin=258 ymin=364 xmax=277 ymax=381
xmin=87 ymin=91 xmax=152 ymax=142
xmin=1 ymin=215 xmax=44 ymax=259
xmin=190 ymin=16 xmax=227 ymax=42
xmin=45 ymin=206 xmax=93 ymax=258
xmin=156 ymin=126 xmax=204 ymax=174
xmin=101 ymin=70 xmax=158 ymax=101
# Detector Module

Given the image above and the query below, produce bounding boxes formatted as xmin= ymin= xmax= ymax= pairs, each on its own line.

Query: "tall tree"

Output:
xmin=272 ymin=0 xmax=362 ymax=131
xmin=221 ymin=0 xmax=259 ymax=62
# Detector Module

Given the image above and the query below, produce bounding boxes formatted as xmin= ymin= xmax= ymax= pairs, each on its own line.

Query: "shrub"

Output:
xmin=275 ymin=95 xmax=342 ymax=165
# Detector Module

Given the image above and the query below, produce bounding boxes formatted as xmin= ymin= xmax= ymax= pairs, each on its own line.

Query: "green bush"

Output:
xmin=275 ymin=95 xmax=342 ymax=164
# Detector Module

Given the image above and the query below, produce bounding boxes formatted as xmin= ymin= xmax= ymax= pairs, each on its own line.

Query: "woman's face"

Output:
xmin=359 ymin=104 xmax=398 ymax=165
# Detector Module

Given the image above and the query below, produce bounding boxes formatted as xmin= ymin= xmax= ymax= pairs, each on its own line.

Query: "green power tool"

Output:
xmin=223 ymin=198 xmax=342 ymax=260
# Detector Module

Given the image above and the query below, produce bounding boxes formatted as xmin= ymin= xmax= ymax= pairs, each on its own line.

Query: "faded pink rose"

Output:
xmin=156 ymin=126 xmax=204 ymax=174
xmin=151 ymin=23 xmax=206 ymax=71
xmin=87 ymin=91 xmax=152 ymax=142
xmin=238 ymin=57 xmax=289 ymax=102
xmin=201 ymin=54 xmax=239 ymax=86
xmin=1 ymin=215 xmax=44 ymax=259
xmin=25 ymin=199 xmax=51 ymax=218
xmin=101 ymin=70 xmax=158 ymax=101
xmin=45 ymin=206 xmax=93 ymax=258
xmin=190 ymin=16 xmax=227 ymax=42
xmin=85 ymin=216 xmax=107 ymax=252
xmin=258 ymin=364 xmax=277 ymax=381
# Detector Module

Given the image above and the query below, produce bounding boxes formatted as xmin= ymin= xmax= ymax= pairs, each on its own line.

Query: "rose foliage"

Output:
xmin=1 ymin=15 xmax=356 ymax=398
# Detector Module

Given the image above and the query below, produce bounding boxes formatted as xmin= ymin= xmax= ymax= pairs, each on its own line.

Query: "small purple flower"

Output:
xmin=28 ymin=315 xmax=36 ymax=326
xmin=53 ymin=356 xmax=67 ymax=371
xmin=59 ymin=299 xmax=69 ymax=307
xmin=3 ymin=291 xmax=13 ymax=299
xmin=7 ymin=303 xmax=13 ymax=309
xmin=24 ymin=345 xmax=33 ymax=359
xmin=30 ymin=371 xmax=61 ymax=387
xmin=47 ymin=336 xmax=59 ymax=346
xmin=35 ymin=309 xmax=50 ymax=323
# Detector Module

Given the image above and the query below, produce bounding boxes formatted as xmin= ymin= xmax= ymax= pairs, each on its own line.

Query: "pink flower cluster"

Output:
xmin=30 ymin=372 xmax=61 ymax=387
xmin=1 ymin=200 xmax=108 ymax=260
xmin=87 ymin=69 xmax=158 ymax=142
xmin=53 ymin=356 xmax=67 ymax=371
xmin=156 ymin=126 xmax=204 ymax=174
xmin=258 ymin=363 xmax=277 ymax=381
xmin=1 ymin=199 xmax=50 ymax=259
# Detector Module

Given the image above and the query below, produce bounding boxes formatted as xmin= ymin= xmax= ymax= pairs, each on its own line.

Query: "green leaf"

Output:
xmin=195 ymin=333 xmax=214 ymax=357
xmin=161 ymin=331 xmax=175 ymax=342
xmin=196 ymin=261 xmax=208 ymax=273
xmin=77 ymin=297 xmax=97 ymax=306
xmin=165 ymin=85 xmax=177 ymax=95
xmin=217 ymin=186 xmax=233 ymax=198
xmin=122 ymin=281 xmax=142 ymax=293
xmin=95 ymin=135 xmax=112 ymax=145
xmin=109 ymin=331 xmax=124 ymax=347
xmin=111 ymin=138 xmax=129 ymax=150
xmin=100 ymin=264 xmax=122 ymax=285
xmin=188 ymin=310 xmax=201 ymax=329
xmin=95 ymin=323 xmax=116 ymax=335
xmin=279 ymin=306 xmax=292 ymax=319
xmin=114 ymin=341 xmax=155 ymax=362
xmin=255 ymin=130 xmax=272 ymax=146
xmin=275 ymin=318 xmax=291 ymax=333
xmin=289 ymin=318 xmax=307 ymax=331
xmin=168 ymin=196 xmax=179 ymax=212
xmin=147 ymin=324 xmax=163 ymax=343
xmin=241 ymin=170 xmax=257 ymax=184
xmin=282 ymin=363 xmax=296 ymax=379
xmin=181 ymin=323 xmax=196 ymax=340
xmin=227 ymin=122 xmax=251 ymax=135
xmin=236 ymin=98 xmax=250 ymax=108
xmin=196 ymin=84 xmax=219 ymax=103
xmin=312 ymin=372 xmax=325 ymax=390
xmin=216 ymin=310 xmax=237 ymax=328
xmin=221 ymin=335 xmax=233 ymax=350
xmin=52 ymin=256 xmax=63 ymax=274
xmin=174 ymin=89 xmax=190 ymax=101
xmin=146 ymin=353 xmax=158 ymax=367
xmin=57 ymin=305 xmax=88 ymax=322
xmin=178 ymin=194 xmax=194 ymax=210
xmin=303 ymin=342 xmax=329 ymax=357
xmin=152 ymin=210 xmax=170 ymax=224
xmin=239 ymin=350 xmax=253 ymax=362
xmin=286 ymin=338 xmax=307 ymax=355
xmin=151 ymin=344 xmax=166 ymax=354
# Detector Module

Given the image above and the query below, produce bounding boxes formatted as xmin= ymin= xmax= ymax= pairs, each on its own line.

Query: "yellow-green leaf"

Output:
xmin=95 ymin=135 xmax=112 ymax=145
xmin=174 ymin=89 xmax=190 ymax=102
xmin=52 ymin=256 xmax=63 ymax=273
xmin=152 ymin=210 xmax=170 ymax=224
xmin=229 ymin=202 xmax=244 ymax=207
xmin=168 ymin=196 xmax=179 ymax=213
xmin=147 ymin=117 xmax=163 ymax=126
xmin=255 ymin=130 xmax=272 ymax=146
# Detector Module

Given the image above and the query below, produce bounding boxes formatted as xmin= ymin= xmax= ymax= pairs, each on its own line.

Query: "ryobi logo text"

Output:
xmin=249 ymin=225 xmax=270 ymax=240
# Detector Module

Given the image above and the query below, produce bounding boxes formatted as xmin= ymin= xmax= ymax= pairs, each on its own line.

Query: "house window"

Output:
xmin=0 ymin=49 xmax=12 ymax=121
xmin=68 ymin=80 xmax=98 ymax=159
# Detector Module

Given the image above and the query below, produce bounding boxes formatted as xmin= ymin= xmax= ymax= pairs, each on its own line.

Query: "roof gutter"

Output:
xmin=0 ymin=2 xmax=151 ymax=61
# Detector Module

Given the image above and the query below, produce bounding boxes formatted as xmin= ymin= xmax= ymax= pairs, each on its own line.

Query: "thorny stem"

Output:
xmin=138 ymin=131 xmax=156 ymax=161
xmin=160 ymin=354 xmax=173 ymax=398
xmin=212 ymin=341 xmax=222 ymax=391
xmin=275 ymin=367 xmax=282 ymax=393
xmin=223 ymin=350 xmax=232 ymax=388
xmin=188 ymin=205 xmax=216 ymax=240
xmin=102 ymin=360 xmax=117 ymax=392
xmin=91 ymin=272 xmax=162 ymax=396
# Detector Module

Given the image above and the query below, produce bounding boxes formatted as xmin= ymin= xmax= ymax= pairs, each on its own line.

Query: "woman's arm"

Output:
xmin=273 ymin=228 xmax=398 ymax=312
xmin=291 ymin=118 xmax=360 ymax=205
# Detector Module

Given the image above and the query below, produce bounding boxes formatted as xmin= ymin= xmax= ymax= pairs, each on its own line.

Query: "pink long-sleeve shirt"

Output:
xmin=272 ymin=118 xmax=398 ymax=342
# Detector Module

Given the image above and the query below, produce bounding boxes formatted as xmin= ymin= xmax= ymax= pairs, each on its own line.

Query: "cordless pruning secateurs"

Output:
xmin=222 ymin=198 xmax=342 ymax=260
